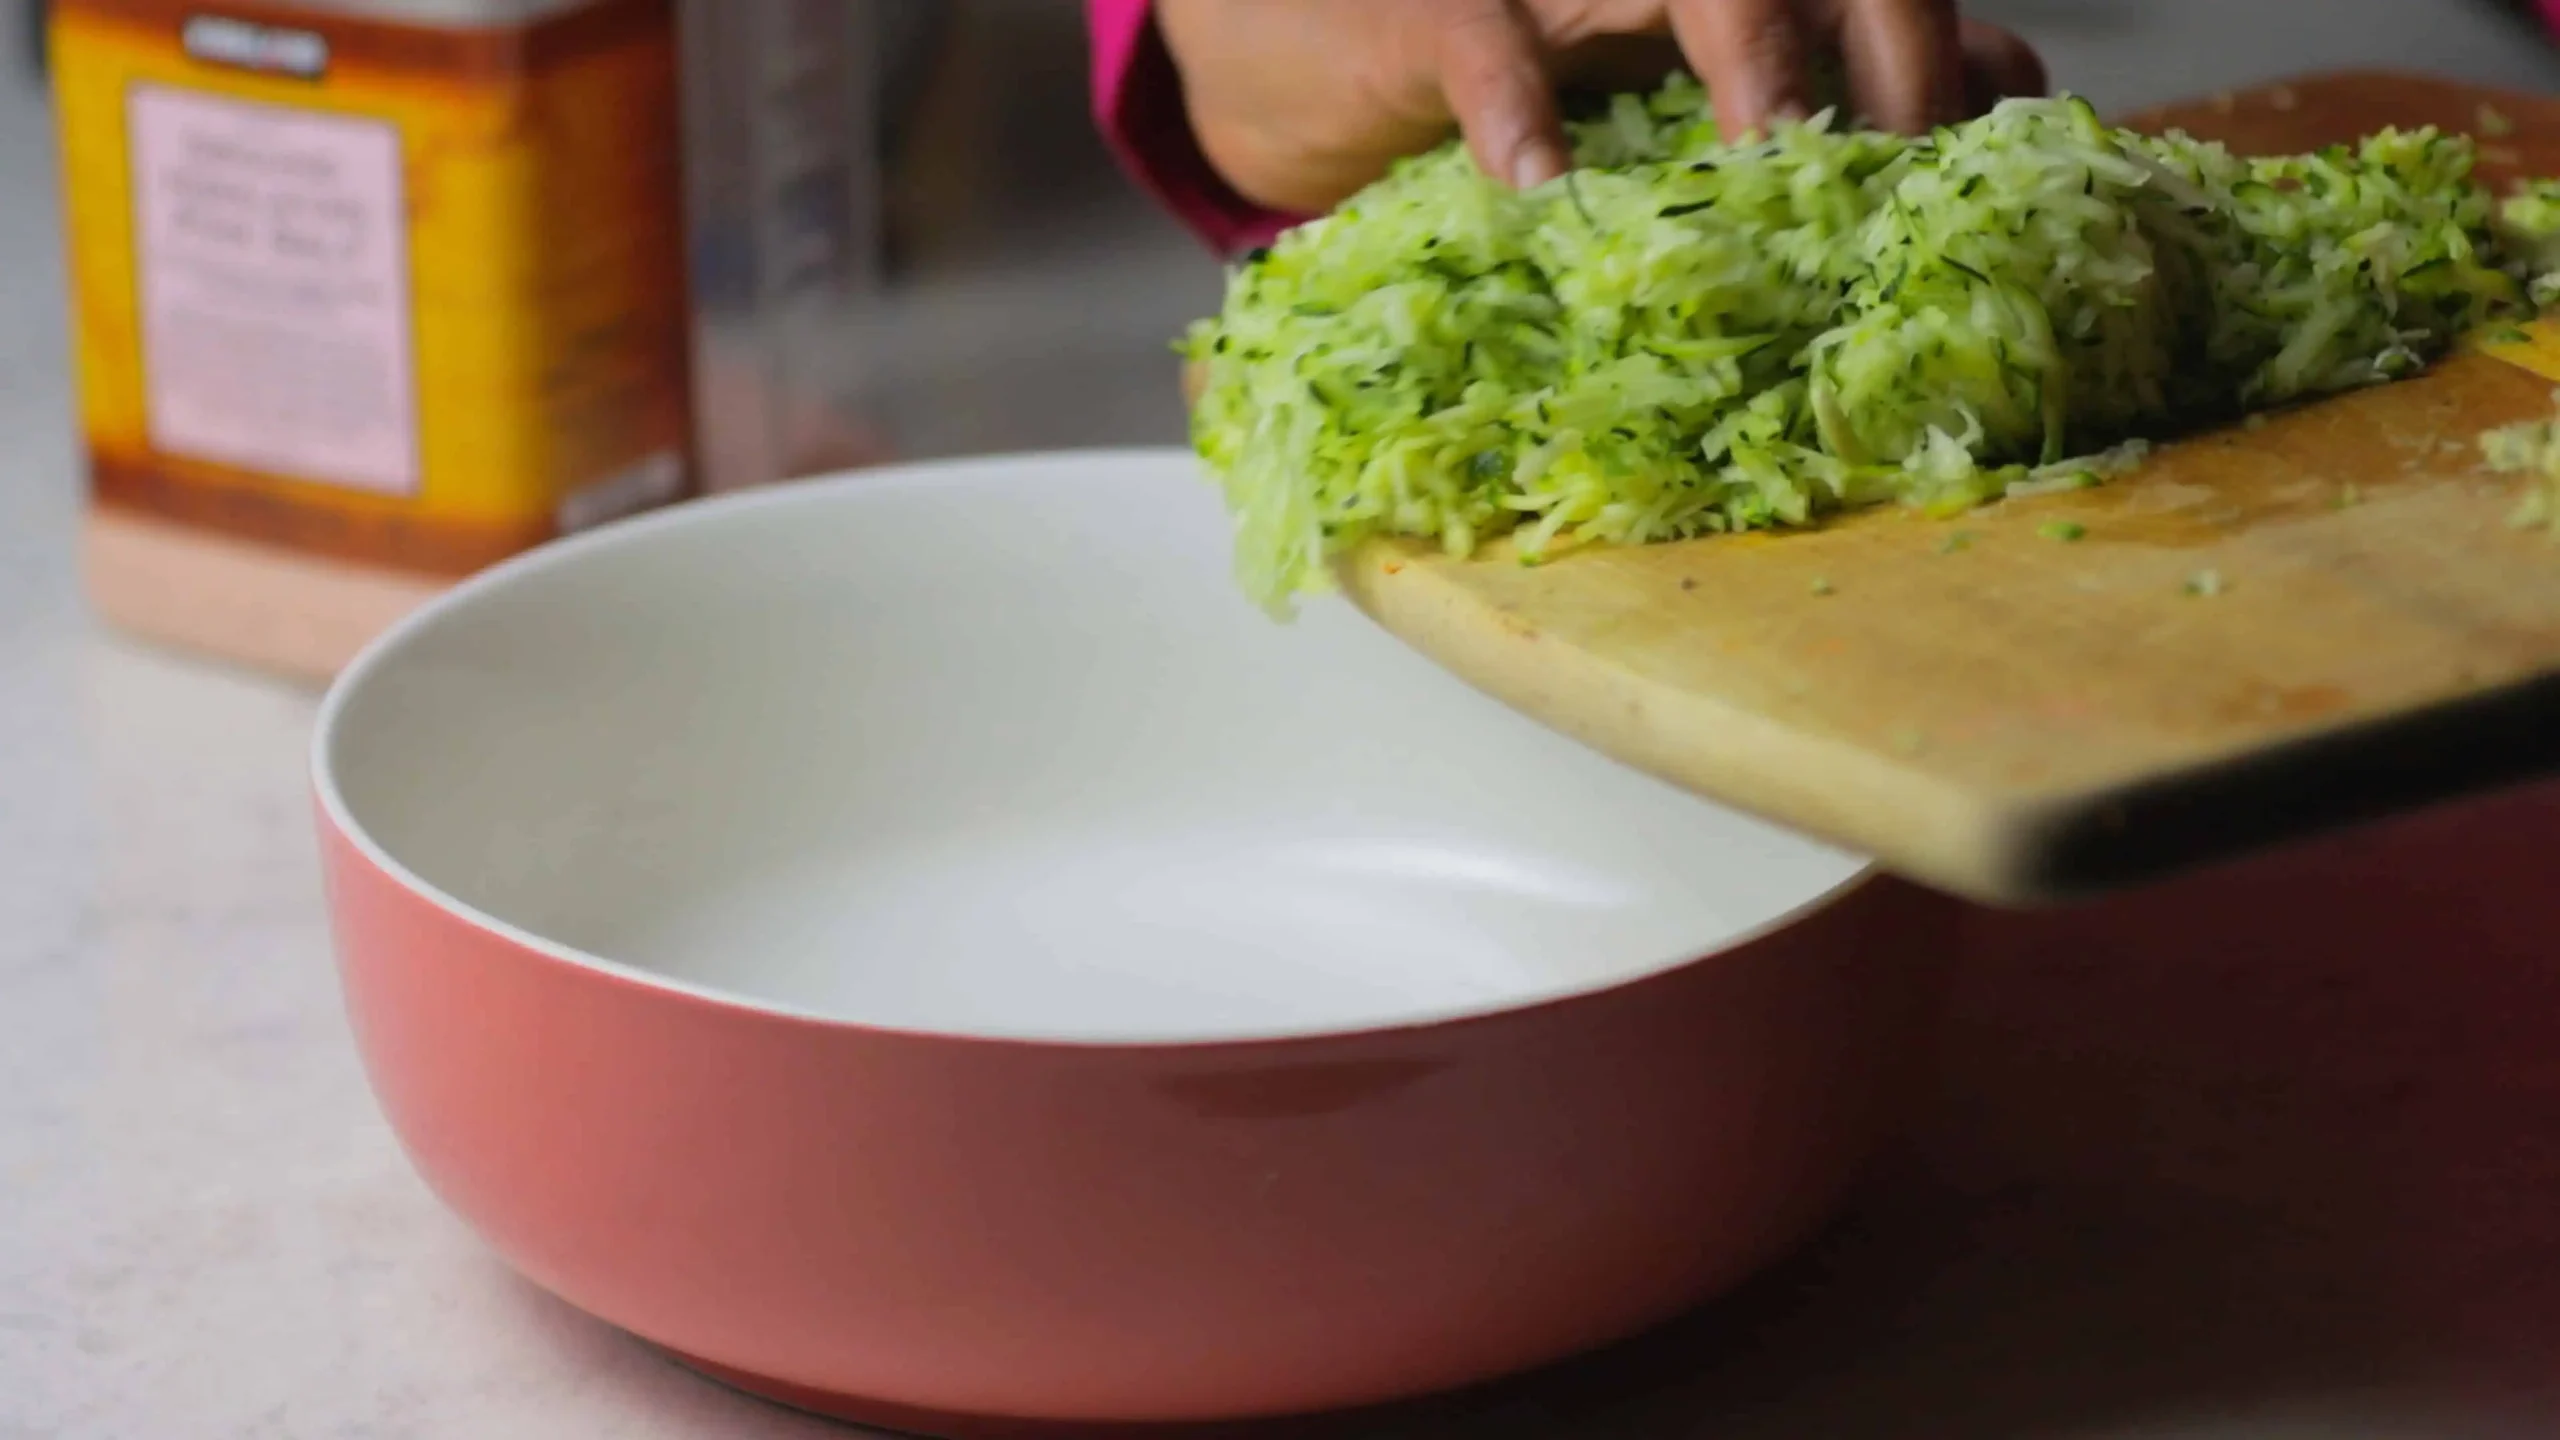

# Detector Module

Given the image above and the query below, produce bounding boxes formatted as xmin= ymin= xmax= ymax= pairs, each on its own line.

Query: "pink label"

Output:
xmin=127 ymin=85 xmax=419 ymax=496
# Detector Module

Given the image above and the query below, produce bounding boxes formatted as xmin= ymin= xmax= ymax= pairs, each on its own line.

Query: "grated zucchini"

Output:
xmin=2481 ymin=390 xmax=2560 ymax=533
xmin=1184 ymin=78 xmax=2560 ymax=614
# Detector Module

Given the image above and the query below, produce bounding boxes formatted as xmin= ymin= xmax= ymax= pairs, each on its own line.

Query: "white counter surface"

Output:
xmin=9 ymin=7 xmax=2560 ymax=1436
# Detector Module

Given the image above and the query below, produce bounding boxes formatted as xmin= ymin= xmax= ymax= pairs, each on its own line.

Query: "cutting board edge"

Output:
xmin=1334 ymin=541 xmax=2067 ymax=904
xmin=1340 ymin=538 xmax=2560 ymax=906
xmin=2017 ymin=663 xmax=2560 ymax=898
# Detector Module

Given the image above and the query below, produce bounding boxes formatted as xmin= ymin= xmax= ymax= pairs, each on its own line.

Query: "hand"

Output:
xmin=1156 ymin=0 xmax=2048 ymax=215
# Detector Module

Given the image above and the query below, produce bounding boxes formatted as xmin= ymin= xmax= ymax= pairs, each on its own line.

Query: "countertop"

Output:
xmin=10 ymin=6 xmax=2560 ymax=1437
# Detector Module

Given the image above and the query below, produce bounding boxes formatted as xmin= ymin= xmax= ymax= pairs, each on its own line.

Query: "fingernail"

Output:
xmin=1511 ymin=143 xmax=1566 ymax=190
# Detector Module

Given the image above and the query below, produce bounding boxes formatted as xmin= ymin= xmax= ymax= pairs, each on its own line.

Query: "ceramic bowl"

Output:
xmin=314 ymin=449 xmax=1950 ymax=1433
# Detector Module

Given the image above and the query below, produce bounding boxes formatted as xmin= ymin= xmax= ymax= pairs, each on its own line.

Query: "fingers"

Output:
xmin=1431 ymin=2 xmax=2050 ymax=196
xmin=1437 ymin=0 xmax=1572 ymax=187
xmin=1957 ymin=18 xmax=2049 ymax=110
xmin=1839 ymin=0 xmax=1964 ymax=132
xmin=1665 ymin=0 xmax=1810 ymax=139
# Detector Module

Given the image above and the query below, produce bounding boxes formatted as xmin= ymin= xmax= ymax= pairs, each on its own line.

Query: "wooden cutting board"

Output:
xmin=1326 ymin=72 xmax=2560 ymax=906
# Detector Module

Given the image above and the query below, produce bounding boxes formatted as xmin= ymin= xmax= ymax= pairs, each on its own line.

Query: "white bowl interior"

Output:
xmin=319 ymin=450 xmax=1864 ymax=1044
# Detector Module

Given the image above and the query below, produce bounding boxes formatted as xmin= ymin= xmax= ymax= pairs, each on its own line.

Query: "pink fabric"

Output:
xmin=1086 ymin=0 xmax=1299 ymax=255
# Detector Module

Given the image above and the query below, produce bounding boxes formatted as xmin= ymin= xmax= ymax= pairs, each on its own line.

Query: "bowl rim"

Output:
xmin=312 ymin=446 xmax=1879 ymax=1052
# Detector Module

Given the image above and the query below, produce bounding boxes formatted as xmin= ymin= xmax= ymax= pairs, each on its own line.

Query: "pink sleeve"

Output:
xmin=1087 ymin=0 xmax=1301 ymax=256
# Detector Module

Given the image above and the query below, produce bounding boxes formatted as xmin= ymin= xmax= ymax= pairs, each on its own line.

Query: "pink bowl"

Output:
xmin=314 ymin=450 xmax=1952 ymax=1431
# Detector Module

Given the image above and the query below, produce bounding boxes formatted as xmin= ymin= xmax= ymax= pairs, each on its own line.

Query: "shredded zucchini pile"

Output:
xmin=1183 ymin=78 xmax=2560 ymax=614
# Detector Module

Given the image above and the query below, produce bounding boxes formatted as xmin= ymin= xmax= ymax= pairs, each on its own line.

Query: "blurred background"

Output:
xmin=3 ymin=0 xmax=2558 ymax=676
xmin=6 ymin=0 xmax=2554 ymax=474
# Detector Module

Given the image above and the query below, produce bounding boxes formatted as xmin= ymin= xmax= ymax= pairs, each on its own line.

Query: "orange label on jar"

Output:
xmin=54 ymin=0 xmax=694 ymax=575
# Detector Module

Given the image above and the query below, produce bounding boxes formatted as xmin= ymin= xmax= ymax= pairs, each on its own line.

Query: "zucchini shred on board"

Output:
xmin=1182 ymin=77 xmax=2560 ymax=615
